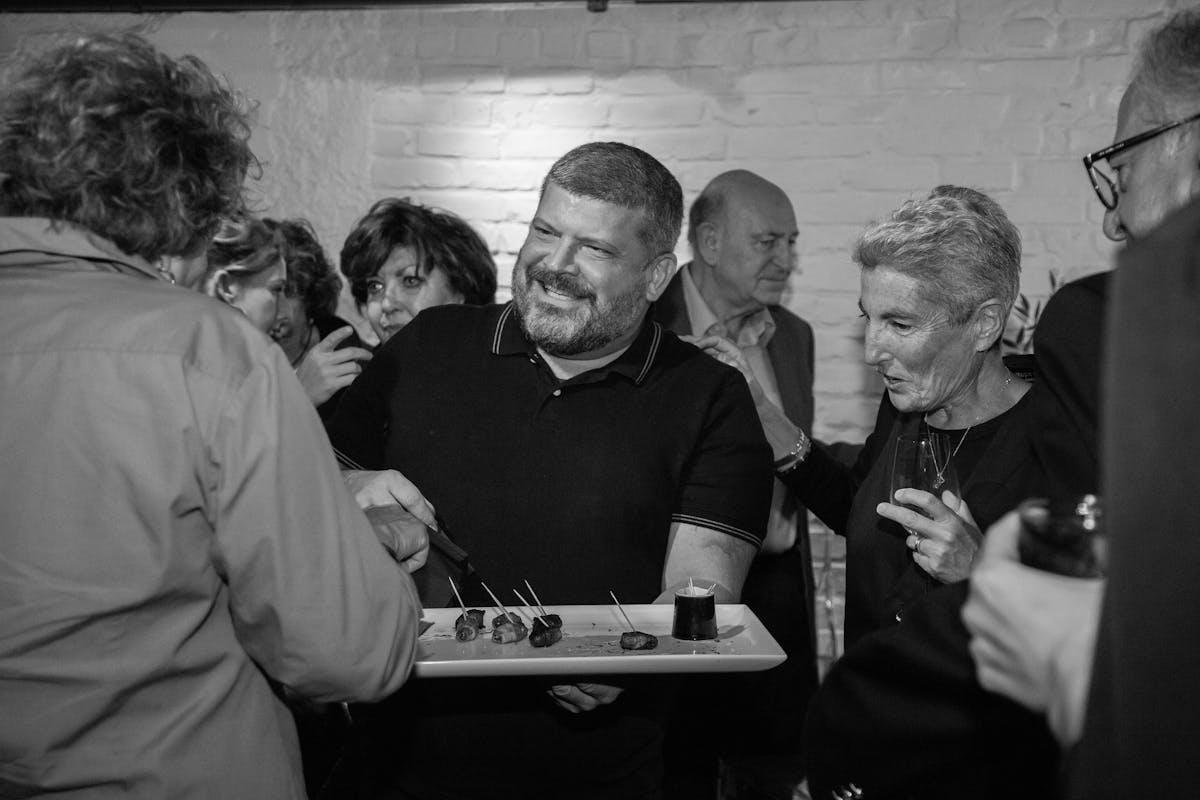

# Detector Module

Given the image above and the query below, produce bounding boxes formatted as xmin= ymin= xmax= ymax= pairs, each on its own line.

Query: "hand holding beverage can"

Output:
xmin=1017 ymin=494 xmax=1106 ymax=578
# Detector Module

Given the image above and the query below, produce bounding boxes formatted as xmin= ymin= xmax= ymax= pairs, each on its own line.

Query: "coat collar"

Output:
xmin=0 ymin=217 xmax=160 ymax=281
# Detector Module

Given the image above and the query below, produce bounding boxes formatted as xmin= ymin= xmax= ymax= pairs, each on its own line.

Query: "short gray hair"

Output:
xmin=1133 ymin=8 xmax=1200 ymax=120
xmin=853 ymin=185 xmax=1021 ymax=325
xmin=541 ymin=141 xmax=682 ymax=257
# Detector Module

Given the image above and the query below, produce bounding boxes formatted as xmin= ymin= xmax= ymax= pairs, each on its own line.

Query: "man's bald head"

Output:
xmin=687 ymin=170 xmax=798 ymax=316
xmin=687 ymin=170 xmax=791 ymax=254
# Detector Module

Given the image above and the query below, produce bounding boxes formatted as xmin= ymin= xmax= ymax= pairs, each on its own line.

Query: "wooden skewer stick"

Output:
xmin=480 ymin=581 xmax=513 ymax=621
xmin=608 ymin=590 xmax=637 ymax=632
xmin=512 ymin=589 xmax=541 ymax=624
xmin=448 ymin=577 xmax=469 ymax=617
xmin=508 ymin=591 xmax=536 ymax=626
xmin=708 ymin=582 xmax=719 ymax=596
xmin=524 ymin=579 xmax=549 ymax=616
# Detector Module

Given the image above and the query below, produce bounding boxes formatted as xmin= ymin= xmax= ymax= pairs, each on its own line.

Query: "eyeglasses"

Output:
xmin=1082 ymin=109 xmax=1200 ymax=210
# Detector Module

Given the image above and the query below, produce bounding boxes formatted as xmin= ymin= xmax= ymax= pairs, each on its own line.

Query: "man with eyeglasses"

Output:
xmin=965 ymin=8 xmax=1200 ymax=797
xmin=1031 ymin=12 xmax=1200 ymax=499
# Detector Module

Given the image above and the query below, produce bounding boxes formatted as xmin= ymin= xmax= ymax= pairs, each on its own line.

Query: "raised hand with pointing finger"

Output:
xmin=294 ymin=325 xmax=372 ymax=406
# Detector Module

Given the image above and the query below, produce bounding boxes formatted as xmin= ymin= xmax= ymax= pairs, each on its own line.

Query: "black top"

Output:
xmin=794 ymin=392 xmax=1057 ymax=800
xmin=780 ymin=391 xmax=1041 ymax=648
xmin=327 ymin=301 xmax=772 ymax=607
xmin=804 ymin=581 xmax=1059 ymax=800
xmin=326 ymin=302 xmax=772 ymax=799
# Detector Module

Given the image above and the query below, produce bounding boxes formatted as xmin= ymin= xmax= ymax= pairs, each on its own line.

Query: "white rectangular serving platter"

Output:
xmin=414 ymin=603 xmax=786 ymax=678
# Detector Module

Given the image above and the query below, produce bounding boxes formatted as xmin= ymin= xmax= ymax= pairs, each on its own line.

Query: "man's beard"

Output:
xmin=512 ymin=258 xmax=648 ymax=357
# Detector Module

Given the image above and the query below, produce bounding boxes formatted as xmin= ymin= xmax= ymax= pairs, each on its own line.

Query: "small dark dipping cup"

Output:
xmin=1017 ymin=494 xmax=1106 ymax=578
xmin=672 ymin=588 xmax=717 ymax=640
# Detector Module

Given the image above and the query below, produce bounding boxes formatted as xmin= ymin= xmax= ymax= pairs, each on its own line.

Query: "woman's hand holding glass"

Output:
xmin=878 ymin=488 xmax=982 ymax=583
xmin=883 ymin=432 xmax=982 ymax=582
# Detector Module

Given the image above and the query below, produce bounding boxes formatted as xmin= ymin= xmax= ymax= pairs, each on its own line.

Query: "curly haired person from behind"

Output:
xmin=0 ymin=33 xmax=428 ymax=799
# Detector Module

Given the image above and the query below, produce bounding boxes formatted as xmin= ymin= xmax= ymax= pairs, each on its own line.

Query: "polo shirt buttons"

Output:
xmin=552 ymin=389 xmax=562 ymax=397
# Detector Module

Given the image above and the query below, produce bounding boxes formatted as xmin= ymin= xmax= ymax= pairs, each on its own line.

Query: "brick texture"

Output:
xmin=0 ymin=0 xmax=1178 ymax=671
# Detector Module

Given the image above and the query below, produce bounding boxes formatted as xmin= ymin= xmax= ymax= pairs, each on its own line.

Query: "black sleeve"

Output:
xmin=324 ymin=334 xmax=400 ymax=471
xmin=1029 ymin=275 xmax=1108 ymax=497
xmin=314 ymin=319 xmax=369 ymax=427
xmin=675 ymin=368 xmax=774 ymax=548
xmin=777 ymin=396 xmax=896 ymax=535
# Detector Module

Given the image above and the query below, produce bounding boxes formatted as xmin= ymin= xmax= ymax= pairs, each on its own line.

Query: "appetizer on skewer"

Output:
xmin=610 ymin=590 xmax=658 ymax=651
xmin=523 ymin=579 xmax=563 ymax=629
xmin=448 ymin=577 xmax=484 ymax=642
xmin=481 ymin=582 xmax=528 ymax=644
xmin=455 ymin=609 xmax=485 ymax=630
xmin=529 ymin=617 xmax=562 ymax=647
xmin=514 ymin=589 xmax=562 ymax=648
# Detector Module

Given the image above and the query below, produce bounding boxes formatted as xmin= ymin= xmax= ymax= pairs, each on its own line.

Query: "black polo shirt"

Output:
xmin=328 ymin=301 xmax=771 ymax=607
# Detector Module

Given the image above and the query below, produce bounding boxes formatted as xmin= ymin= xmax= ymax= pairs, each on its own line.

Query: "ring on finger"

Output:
xmin=914 ymin=537 xmax=923 ymax=555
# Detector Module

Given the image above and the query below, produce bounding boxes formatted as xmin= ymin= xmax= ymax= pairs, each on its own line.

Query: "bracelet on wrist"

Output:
xmin=773 ymin=429 xmax=812 ymax=474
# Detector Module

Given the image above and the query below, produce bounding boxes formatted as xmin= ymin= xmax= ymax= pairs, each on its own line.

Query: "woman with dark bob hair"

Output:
xmin=0 ymin=33 xmax=425 ymax=799
xmin=266 ymin=217 xmax=371 ymax=419
xmin=340 ymin=197 xmax=497 ymax=345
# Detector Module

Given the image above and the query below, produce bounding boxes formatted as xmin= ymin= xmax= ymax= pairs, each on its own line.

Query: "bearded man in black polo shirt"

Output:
xmin=327 ymin=141 xmax=772 ymax=800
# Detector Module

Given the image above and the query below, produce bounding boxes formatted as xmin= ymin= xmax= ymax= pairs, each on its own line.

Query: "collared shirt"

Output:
xmin=328 ymin=301 xmax=772 ymax=607
xmin=0 ymin=217 xmax=420 ymax=799
xmin=680 ymin=263 xmax=800 ymax=551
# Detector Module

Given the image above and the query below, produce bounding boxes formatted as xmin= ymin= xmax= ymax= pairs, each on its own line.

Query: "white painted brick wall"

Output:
xmin=0 ymin=0 xmax=1178 ymax=672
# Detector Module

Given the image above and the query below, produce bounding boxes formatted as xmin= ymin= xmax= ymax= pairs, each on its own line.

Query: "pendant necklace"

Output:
xmin=926 ymin=372 xmax=1014 ymax=489
xmin=927 ymin=422 xmax=972 ymax=490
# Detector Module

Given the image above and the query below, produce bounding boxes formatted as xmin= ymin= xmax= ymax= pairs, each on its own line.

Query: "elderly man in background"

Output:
xmin=652 ymin=170 xmax=817 ymax=772
xmin=965 ymin=8 xmax=1200 ymax=797
xmin=328 ymin=141 xmax=772 ymax=799
xmin=0 ymin=34 xmax=426 ymax=799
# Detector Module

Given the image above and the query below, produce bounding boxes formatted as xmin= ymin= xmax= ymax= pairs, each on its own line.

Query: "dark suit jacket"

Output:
xmin=1068 ymin=196 xmax=1200 ymax=798
xmin=1029 ymin=271 xmax=1111 ymax=498
xmin=652 ymin=265 xmax=815 ymax=435
xmin=652 ymin=265 xmax=818 ymax=757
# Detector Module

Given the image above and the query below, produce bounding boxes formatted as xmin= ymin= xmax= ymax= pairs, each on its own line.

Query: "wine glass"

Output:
xmin=890 ymin=432 xmax=961 ymax=518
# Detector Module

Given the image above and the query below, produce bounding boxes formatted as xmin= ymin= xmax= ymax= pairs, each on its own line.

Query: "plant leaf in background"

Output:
xmin=1002 ymin=271 xmax=1060 ymax=355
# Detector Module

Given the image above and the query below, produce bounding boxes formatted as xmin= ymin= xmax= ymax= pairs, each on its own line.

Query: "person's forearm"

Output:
xmin=750 ymin=385 xmax=804 ymax=462
xmin=1047 ymin=580 xmax=1104 ymax=747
